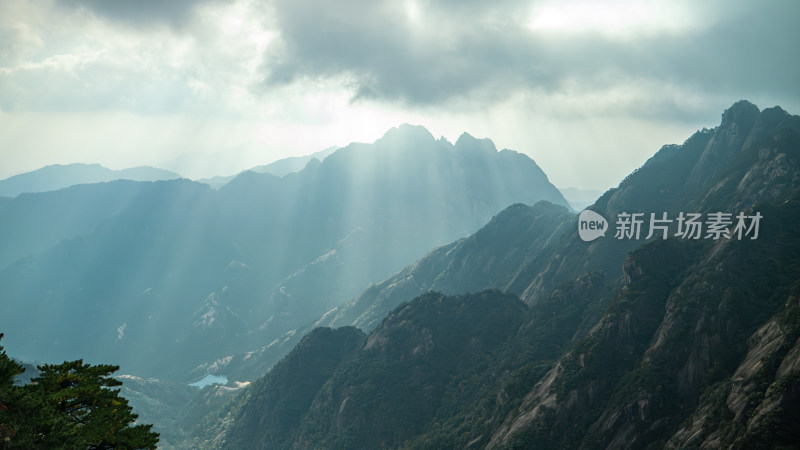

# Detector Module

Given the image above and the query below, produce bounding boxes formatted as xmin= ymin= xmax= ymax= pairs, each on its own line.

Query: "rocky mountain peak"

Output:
xmin=378 ymin=123 xmax=436 ymax=145
xmin=685 ymin=100 xmax=794 ymax=189
xmin=720 ymin=99 xmax=760 ymax=131
xmin=455 ymin=132 xmax=498 ymax=154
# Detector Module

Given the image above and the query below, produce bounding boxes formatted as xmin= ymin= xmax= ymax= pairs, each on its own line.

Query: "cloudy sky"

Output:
xmin=1 ymin=0 xmax=798 ymax=189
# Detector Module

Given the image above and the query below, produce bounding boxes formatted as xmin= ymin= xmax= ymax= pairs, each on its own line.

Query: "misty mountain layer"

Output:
xmin=0 ymin=124 xmax=567 ymax=379
xmin=0 ymin=163 xmax=181 ymax=198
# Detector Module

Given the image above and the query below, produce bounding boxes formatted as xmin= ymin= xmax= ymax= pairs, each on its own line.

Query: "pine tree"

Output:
xmin=0 ymin=334 xmax=159 ymax=449
xmin=0 ymin=334 xmax=25 ymax=446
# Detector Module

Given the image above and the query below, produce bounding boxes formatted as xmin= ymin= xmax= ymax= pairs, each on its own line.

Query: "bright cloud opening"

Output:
xmin=528 ymin=0 xmax=696 ymax=37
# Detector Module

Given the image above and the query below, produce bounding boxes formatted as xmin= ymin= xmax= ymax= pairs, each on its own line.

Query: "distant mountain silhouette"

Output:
xmin=558 ymin=186 xmax=604 ymax=210
xmin=0 ymin=180 xmax=190 ymax=270
xmin=197 ymin=146 xmax=338 ymax=188
xmin=0 ymin=163 xmax=180 ymax=197
xmin=249 ymin=146 xmax=339 ymax=177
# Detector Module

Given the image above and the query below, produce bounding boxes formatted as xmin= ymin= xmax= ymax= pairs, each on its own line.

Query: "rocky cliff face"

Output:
xmin=488 ymin=239 xmax=703 ymax=448
xmin=668 ymin=291 xmax=800 ymax=448
xmin=194 ymin=291 xmax=528 ymax=449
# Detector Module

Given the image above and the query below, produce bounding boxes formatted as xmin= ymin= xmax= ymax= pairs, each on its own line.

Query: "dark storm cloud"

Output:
xmin=658 ymin=5 xmax=800 ymax=100
xmin=55 ymin=0 xmax=230 ymax=27
xmin=264 ymin=0 xmax=542 ymax=103
xmin=263 ymin=0 xmax=800 ymax=109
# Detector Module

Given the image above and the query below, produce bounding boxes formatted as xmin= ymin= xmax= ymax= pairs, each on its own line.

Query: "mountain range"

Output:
xmin=185 ymin=100 xmax=800 ymax=448
xmin=0 ymin=149 xmax=342 ymax=197
xmin=3 ymin=101 xmax=798 ymax=448
xmin=0 ymin=163 xmax=180 ymax=198
xmin=0 ymin=124 xmax=568 ymax=382
xmin=196 ymin=147 xmax=339 ymax=188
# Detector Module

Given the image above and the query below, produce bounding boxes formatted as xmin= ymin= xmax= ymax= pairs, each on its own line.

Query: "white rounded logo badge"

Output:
xmin=578 ymin=210 xmax=608 ymax=242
